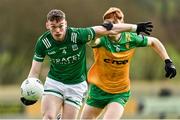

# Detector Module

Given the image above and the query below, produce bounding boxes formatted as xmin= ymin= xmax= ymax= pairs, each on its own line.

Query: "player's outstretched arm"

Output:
xmin=147 ymin=37 xmax=176 ymax=79
xmin=92 ymin=21 xmax=153 ymax=37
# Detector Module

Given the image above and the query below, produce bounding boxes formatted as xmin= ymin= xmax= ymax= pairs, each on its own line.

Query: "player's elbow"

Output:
xmin=148 ymin=37 xmax=160 ymax=47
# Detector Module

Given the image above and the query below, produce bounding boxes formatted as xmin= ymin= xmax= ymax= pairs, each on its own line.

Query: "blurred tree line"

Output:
xmin=0 ymin=0 xmax=179 ymax=85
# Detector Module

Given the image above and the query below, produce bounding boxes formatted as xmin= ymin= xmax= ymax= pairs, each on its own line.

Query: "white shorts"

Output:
xmin=43 ymin=77 xmax=88 ymax=109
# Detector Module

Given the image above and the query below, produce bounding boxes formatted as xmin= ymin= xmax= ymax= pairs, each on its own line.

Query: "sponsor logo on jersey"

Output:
xmin=48 ymin=51 xmax=56 ymax=55
xmin=50 ymin=51 xmax=81 ymax=64
xmin=104 ymin=59 xmax=128 ymax=65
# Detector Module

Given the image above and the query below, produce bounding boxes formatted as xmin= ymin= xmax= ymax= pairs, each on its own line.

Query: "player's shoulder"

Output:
xmin=123 ymin=32 xmax=146 ymax=40
xmin=38 ymin=31 xmax=51 ymax=41
xmin=68 ymin=26 xmax=93 ymax=33
xmin=68 ymin=27 xmax=79 ymax=32
xmin=66 ymin=27 xmax=81 ymax=36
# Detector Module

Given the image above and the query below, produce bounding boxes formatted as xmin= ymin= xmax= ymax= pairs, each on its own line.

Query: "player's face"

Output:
xmin=104 ymin=12 xmax=124 ymax=40
xmin=46 ymin=19 xmax=67 ymax=41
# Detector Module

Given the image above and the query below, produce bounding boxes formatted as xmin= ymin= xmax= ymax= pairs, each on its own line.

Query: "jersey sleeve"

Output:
xmin=130 ymin=33 xmax=148 ymax=47
xmin=33 ymin=39 xmax=46 ymax=62
xmin=78 ymin=27 xmax=96 ymax=43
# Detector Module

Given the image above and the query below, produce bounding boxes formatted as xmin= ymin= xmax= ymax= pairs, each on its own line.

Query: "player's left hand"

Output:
xmin=136 ymin=21 xmax=153 ymax=35
xmin=20 ymin=97 xmax=37 ymax=106
xmin=165 ymin=59 xmax=176 ymax=79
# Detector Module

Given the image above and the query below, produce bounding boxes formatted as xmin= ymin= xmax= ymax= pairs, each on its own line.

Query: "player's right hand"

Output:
xmin=136 ymin=22 xmax=153 ymax=35
xmin=20 ymin=97 xmax=37 ymax=106
xmin=164 ymin=59 xmax=176 ymax=79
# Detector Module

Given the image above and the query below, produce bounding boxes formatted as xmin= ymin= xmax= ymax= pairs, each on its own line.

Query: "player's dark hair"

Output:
xmin=47 ymin=9 xmax=65 ymax=22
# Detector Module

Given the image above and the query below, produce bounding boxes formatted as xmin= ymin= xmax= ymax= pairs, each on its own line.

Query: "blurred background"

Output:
xmin=0 ymin=0 xmax=179 ymax=119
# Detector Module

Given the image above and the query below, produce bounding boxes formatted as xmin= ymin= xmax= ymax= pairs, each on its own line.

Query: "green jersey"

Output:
xmin=95 ymin=32 xmax=148 ymax=51
xmin=33 ymin=27 xmax=95 ymax=84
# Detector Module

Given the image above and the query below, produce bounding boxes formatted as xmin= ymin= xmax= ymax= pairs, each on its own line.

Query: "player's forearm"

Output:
xmin=112 ymin=23 xmax=137 ymax=33
xmin=148 ymin=37 xmax=176 ymax=79
xmin=28 ymin=60 xmax=42 ymax=78
xmin=92 ymin=23 xmax=137 ymax=36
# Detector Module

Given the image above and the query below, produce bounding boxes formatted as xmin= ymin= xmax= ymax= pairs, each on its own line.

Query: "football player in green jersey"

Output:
xmin=80 ymin=7 xmax=176 ymax=120
xmin=20 ymin=9 xmax=153 ymax=119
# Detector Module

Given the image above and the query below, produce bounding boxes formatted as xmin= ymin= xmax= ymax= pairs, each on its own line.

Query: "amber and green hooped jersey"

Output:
xmin=33 ymin=27 xmax=95 ymax=84
xmin=88 ymin=32 xmax=148 ymax=93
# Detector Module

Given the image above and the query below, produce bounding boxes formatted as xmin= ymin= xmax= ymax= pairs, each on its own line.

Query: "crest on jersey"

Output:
xmin=126 ymin=33 xmax=131 ymax=42
xmin=72 ymin=44 xmax=78 ymax=51
xmin=113 ymin=44 xmax=121 ymax=52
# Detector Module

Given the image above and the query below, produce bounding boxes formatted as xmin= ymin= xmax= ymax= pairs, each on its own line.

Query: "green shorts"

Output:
xmin=86 ymin=84 xmax=131 ymax=108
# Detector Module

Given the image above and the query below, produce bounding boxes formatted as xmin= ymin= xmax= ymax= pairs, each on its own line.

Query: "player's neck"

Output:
xmin=109 ymin=33 xmax=121 ymax=43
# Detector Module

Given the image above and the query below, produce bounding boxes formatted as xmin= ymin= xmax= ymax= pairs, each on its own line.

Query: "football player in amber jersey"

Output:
xmin=20 ymin=9 xmax=153 ymax=120
xmin=80 ymin=7 xmax=176 ymax=120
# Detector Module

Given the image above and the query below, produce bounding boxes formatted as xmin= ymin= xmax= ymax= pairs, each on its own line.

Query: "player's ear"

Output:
xmin=46 ymin=21 xmax=50 ymax=29
xmin=64 ymin=20 xmax=67 ymax=26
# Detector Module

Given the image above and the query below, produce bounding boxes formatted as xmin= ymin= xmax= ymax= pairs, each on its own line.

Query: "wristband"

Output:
xmin=165 ymin=59 xmax=172 ymax=64
xmin=131 ymin=25 xmax=137 ymax=32
xmin=101 ymin=22 xmax=113 ymax=30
